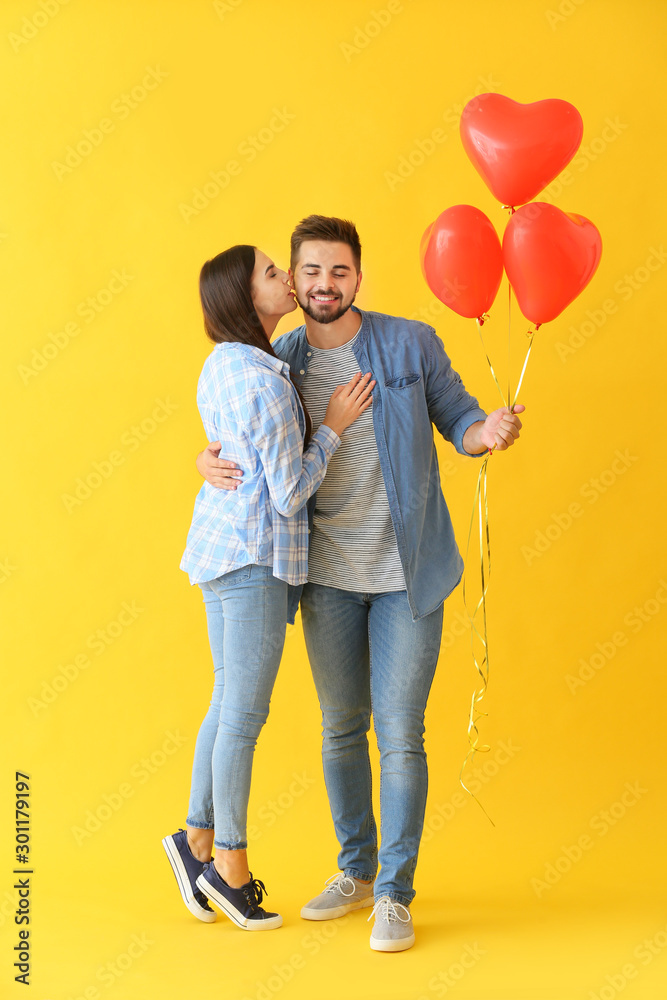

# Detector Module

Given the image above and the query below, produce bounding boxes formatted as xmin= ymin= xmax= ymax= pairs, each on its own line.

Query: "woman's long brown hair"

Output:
xmin=199 ymin=245 xmax=312 ymax=445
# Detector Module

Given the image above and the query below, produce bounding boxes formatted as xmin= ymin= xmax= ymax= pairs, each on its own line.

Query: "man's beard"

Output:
xmin=297 ymin=290 xmax=356 ymax=324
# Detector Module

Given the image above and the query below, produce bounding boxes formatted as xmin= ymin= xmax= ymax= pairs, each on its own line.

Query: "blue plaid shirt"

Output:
xmin=180 ymin=342 xmax=340 ymax=587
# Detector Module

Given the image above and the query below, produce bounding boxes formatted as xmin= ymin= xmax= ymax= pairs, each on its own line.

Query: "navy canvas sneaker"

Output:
xmin=196 ymin=864 xmax=282 ymax=930
xmin=162 ymin=829 xmax=216 ymax=923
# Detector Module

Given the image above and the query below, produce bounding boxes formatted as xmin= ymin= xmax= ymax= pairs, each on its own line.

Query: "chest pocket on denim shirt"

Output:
xmin=384 ymin=372 xmax=422 ymax=389
xmin=383 ymin=372 xmax=430 ymax=435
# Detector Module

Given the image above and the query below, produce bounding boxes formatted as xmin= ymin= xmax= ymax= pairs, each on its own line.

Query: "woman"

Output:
xmin=163 ymin=245 xmax=374 ymax=931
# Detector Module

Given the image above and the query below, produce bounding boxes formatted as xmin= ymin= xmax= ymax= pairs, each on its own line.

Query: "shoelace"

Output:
xmin=323 ymin=872 xmax=356 ymax=897
xmin=367 ymin=896 xmax=411 ymax=924
xmin=242 ymin=876 xmax=268 ymax=913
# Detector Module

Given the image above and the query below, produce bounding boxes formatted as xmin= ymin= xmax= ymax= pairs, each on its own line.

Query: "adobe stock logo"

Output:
xmin=0 ymin=559 xmax=17 ymax=585
xmin=212 ymin=0 xmax=244 ymax=17
xmin=28 ymin=601 xmax=145 ymax=716
xmin=71 ymin=731 xmax=188 ymax=846
xmin=421 ymin=739 xmax=520 ymax=844
xmin=546 ymin=0 xmax=588 ymax=31
xmin=415 ymin=944 xmax=486 ymax=1000
xmin=565 ymin=579 xmax=667 ymax=694
xmin=554 ymin=246 xmax=666 ymax=363
xmin=61 ymin=398 xmax=179 ymax=513
xmin=384 ymin=78 xmax=500 ymax=192
xmin=178 ymin=108 xmax=295 ymax=223
xmin=530 ymin=781 xmax=647 ymax=898
xmin=542 ymin=116 xmax=628 ymax=204
xmin=589 ymin=922 xmax=667 ymax=1000
xmin=8 ymin=0 xmax=71 ymax=52
xmin=521 ymin=449 xmax=639 ymax=566
xmin=339 ymin=1 xmax=409 ymax=62
xmin=50 ymin=67 xmax=169 ymax=180
xmin=18 ymin=269 xmax=134 ymax=384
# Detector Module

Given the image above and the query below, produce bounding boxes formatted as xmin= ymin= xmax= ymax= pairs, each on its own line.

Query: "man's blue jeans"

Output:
xmin=186 ymin=565 xmax=287 ymax=850
xmin=300 ymin=583 xmax=443 ymax=905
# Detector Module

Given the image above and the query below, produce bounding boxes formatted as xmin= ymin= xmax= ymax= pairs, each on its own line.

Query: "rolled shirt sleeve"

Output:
xmin=244 ymin=383 xmax=340 ymax=517
xmin=425 ymin=330 xmax=488 ymax=455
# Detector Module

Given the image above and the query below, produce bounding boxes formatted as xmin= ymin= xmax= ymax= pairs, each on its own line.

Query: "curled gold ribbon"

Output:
xmin=460 ymin=452 xmax=494 ymax=825
xmin=462 ymin=304 xmax=538 ymax=823
xmin=462 ymin=259 xmax=540 ymax=822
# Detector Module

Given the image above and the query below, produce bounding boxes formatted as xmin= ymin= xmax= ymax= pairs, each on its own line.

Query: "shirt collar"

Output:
xmin=214 ymin=341 xmax=291 ymax=377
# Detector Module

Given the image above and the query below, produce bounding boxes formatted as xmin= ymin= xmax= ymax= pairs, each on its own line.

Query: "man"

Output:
xmin=197 ymin=215 xmax=524 ymax=951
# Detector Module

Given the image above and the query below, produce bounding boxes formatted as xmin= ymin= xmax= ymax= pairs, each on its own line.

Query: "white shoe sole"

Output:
xmin=162 ymin=835 xmax=216 ymax=923
xmin=301 ymin=895 xmax=375 ymax=921
xmin=196 ymin=873 xmax=283 ymax=931
xmin=370 ymin=931 xmax=416 ymax=952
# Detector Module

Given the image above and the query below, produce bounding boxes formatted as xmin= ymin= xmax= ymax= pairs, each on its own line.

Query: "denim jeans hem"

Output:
xmin=214 ymin=840 xmax=248 ymax=851
xmin=185 ymin=819 xmax=214 ymax=831
xmin=345 ymin=867 xmax=376 ymax=882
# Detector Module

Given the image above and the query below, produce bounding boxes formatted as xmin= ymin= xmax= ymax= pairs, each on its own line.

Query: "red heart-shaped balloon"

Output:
xmin=460 ymin=94 xmax=583 ymax=206
xmin=503 ymin=203 xmax=602 ymax=325
xmin=420 ymin=205 xmax=503 ymax=320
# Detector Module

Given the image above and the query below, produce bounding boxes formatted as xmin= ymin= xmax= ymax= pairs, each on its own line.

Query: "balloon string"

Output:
xmin=511 ymin=327 xmax=539 ymax=411
xmin=460 ymin=452 xmax=495 ymax=826
xmin=476 ymin=318 xmax=508 ymax=409
xmin=507 ymin=281 xmax=512 ymax=408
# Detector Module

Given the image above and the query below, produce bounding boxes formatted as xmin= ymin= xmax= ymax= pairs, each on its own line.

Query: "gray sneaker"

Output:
xmin=368 ymin=896 xmax=415 ymax=952
xmin=301 ymin=872 xmax=375 ymax=920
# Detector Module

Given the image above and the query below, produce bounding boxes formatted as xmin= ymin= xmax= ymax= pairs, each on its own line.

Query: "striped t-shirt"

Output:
xmin=301 ymin=323 xmax=406 ymax=592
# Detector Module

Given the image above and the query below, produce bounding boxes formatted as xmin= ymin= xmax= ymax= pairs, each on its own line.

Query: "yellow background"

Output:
xmin=1 ymin=0 xmax=666 ymax=997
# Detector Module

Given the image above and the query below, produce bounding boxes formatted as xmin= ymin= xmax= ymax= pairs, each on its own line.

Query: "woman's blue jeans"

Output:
xmin=186 ymin=565 xmax=287 ymax=850
xmin=300 ymin=583 xmax=443 ymax=906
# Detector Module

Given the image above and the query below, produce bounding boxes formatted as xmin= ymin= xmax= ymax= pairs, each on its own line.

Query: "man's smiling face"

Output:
xmin=291 ymin=240 xmax=362 ymax=324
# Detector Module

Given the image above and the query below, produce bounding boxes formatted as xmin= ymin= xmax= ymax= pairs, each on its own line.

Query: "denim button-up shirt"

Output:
xmin=274 ymin=307 xmax=487 ymax=622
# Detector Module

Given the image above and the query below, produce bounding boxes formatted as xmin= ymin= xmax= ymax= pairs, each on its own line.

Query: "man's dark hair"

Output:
xmin=290 ymin=215 xmax=361 ymax=272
